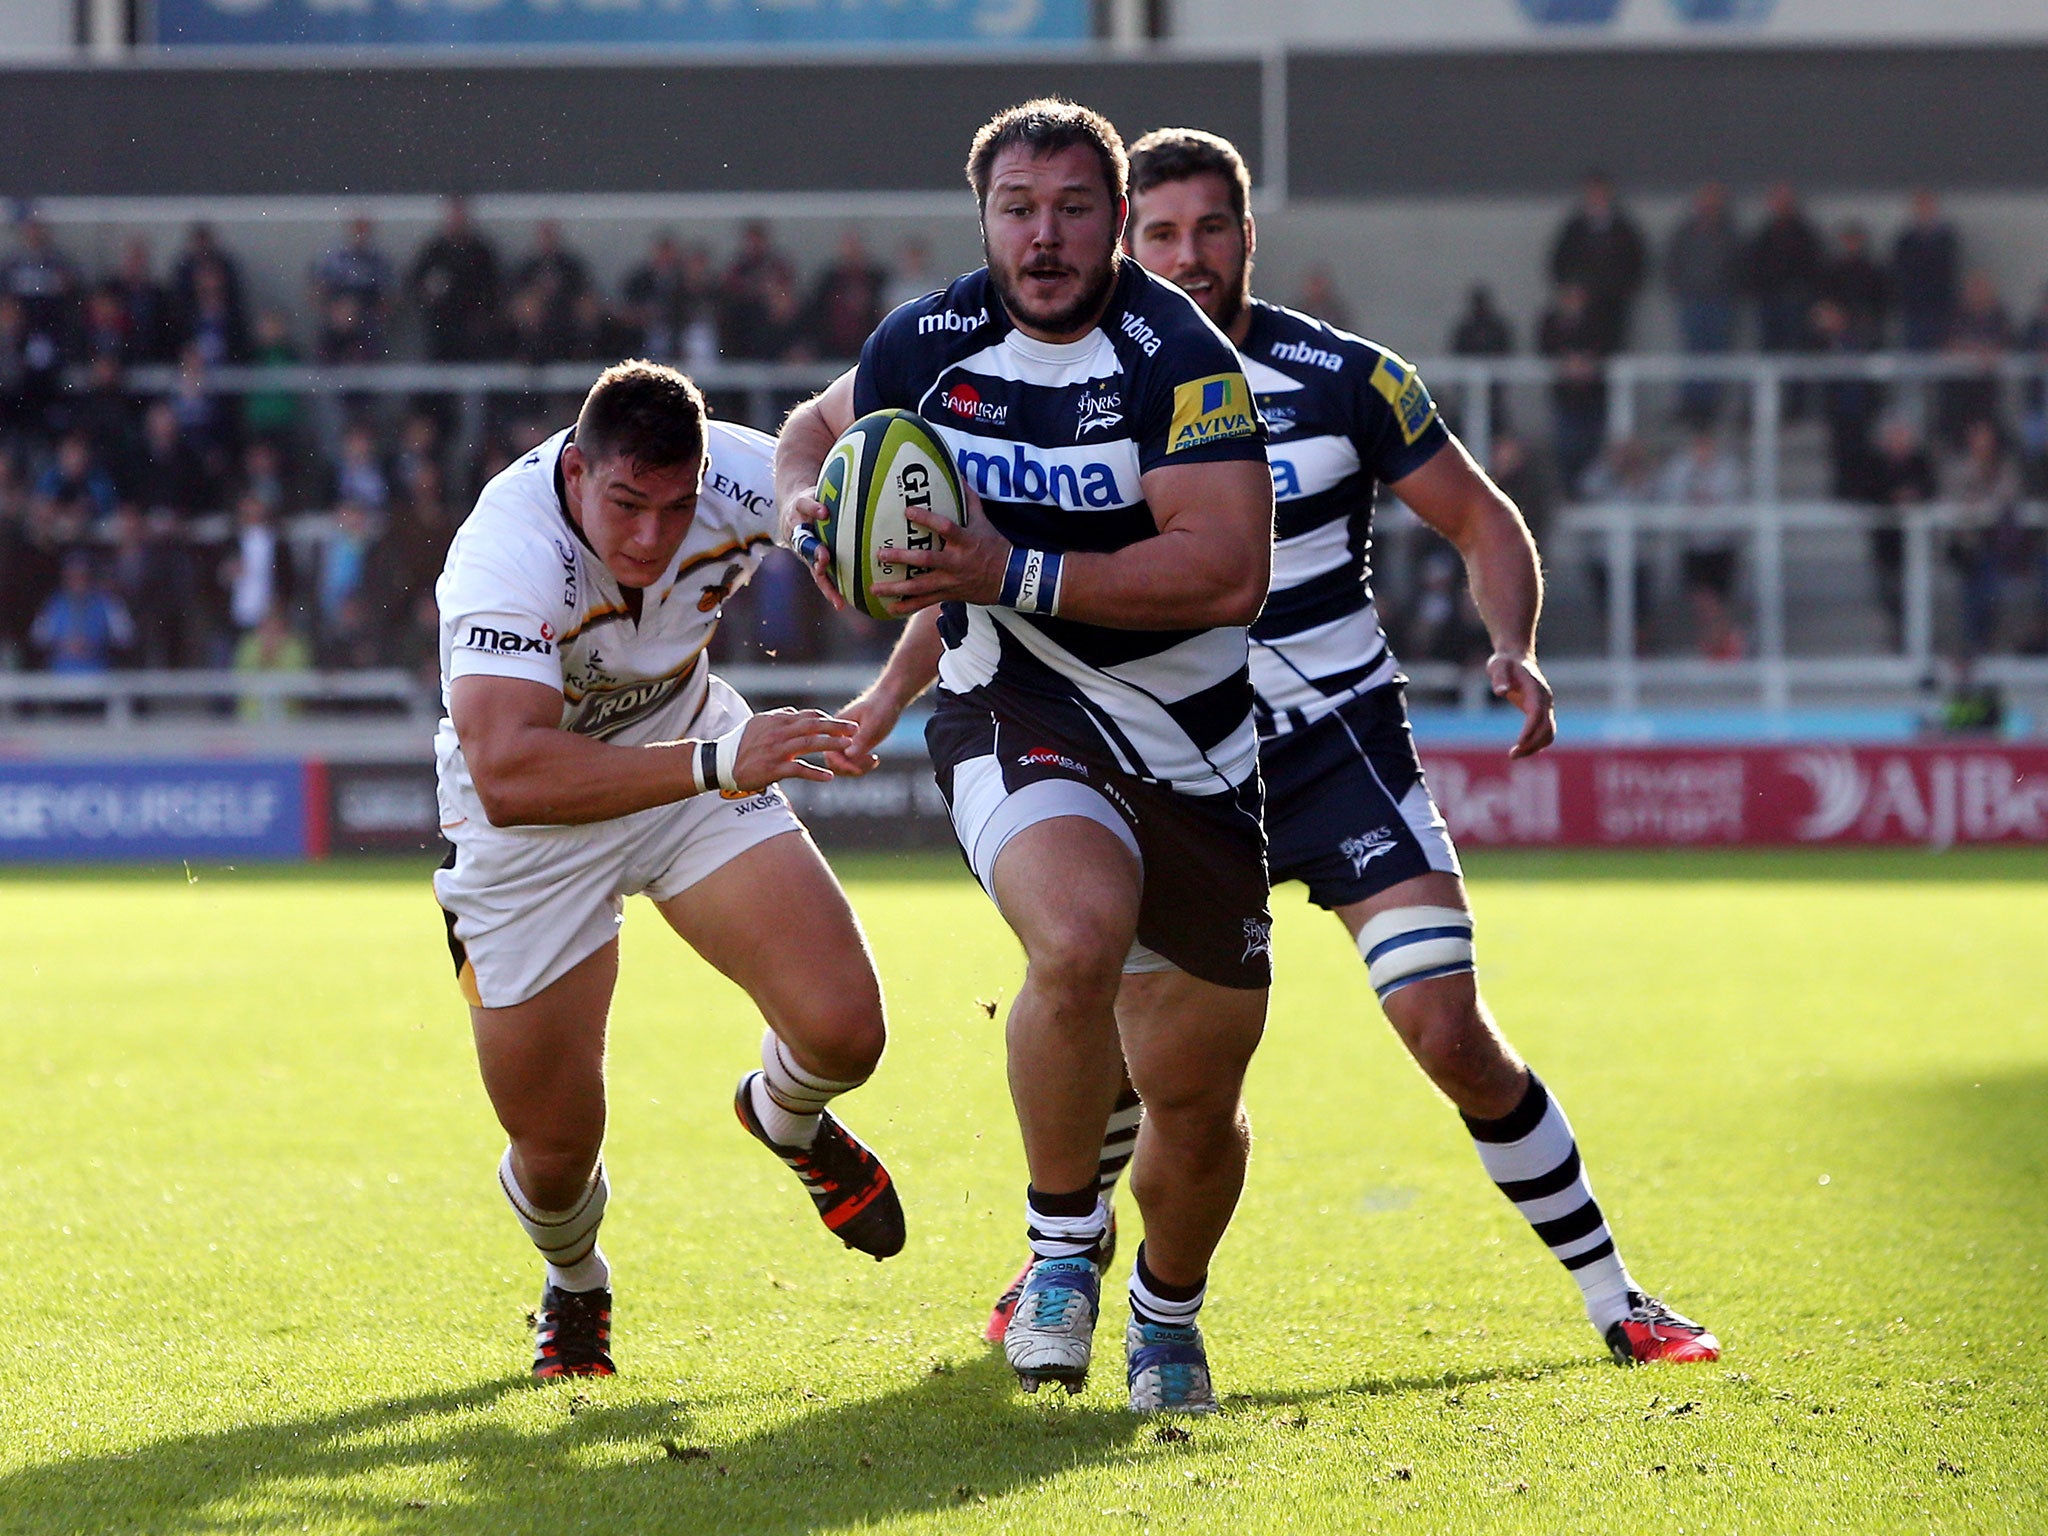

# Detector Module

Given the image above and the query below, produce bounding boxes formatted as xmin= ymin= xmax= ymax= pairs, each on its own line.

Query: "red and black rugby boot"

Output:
xmin=734 ymin=1071 xmax=905 ymax=1260
xmin=532 ymin=1284 xmax=615 ymax=1380
xmin=1605 ymin=1293 xmax=1721 ymax=1366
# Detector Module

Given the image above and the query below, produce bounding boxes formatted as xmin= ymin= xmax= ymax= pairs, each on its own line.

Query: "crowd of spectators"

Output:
xmin=4 ymin=188 xmax=2047 ymax=688
xmin=1433 ymin=178 xmax=2048 ymax=662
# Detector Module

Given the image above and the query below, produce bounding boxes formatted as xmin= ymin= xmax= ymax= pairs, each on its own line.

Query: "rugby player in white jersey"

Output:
xmin=775 ymin=101 xmax=1276 ymax=1413
xmin=434 ymin=362 xmax=904 ymax=1380
xmin=1067 ymin=128 xmax=1712 ymax=1367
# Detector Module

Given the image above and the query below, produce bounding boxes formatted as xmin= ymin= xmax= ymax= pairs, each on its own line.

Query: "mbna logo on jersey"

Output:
xmin=1369 ymin=353 xmax=1438 ymax=446
xmin=1167 ymin=372 xmax=1257 ymax=454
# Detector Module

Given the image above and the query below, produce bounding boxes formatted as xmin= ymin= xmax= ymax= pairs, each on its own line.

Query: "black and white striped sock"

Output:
xmin=752 ymin=1028 xmax=862 ymax=1149
xmin=1026 ymin=1183 xmax=1109 ymax=1262
xmin=499 ymin=1148 xmax=610 ymax=1293
xmin=1095 ymin=1085 xmax=1143 ymax=1196
xmin=1462 ymin=1074 xmax=1637 ymax=1334
xmin=1129 ymin=1243 xmax=1205 ymax=1328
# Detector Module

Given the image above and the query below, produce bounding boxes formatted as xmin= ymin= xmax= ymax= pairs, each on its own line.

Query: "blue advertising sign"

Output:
xmin=158 ymin=0 xmax=1089 ymax=49
xmin=0 ymin=760 xmax=310 ymax=863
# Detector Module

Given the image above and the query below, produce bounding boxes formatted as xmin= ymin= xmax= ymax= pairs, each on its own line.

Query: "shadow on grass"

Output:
xmin=0 ymin=1355 xmax=1147 ymax=1535
xmin=1227 ymin=1355 xmax=1603 ymax=1409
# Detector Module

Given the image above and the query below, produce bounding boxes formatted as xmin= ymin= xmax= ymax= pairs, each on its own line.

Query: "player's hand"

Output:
xmin=780 ymin=490 xmax=846 ymax=612
xmin=820 ymin=690 xmax=903 ymax=777
xmin=870 ymin=489 xmax=1007 ymax=615
xmin=1488 ymin=652 xmax=1556 ymax=759
xmin=732 ymin=708 xmax=857 ymax=789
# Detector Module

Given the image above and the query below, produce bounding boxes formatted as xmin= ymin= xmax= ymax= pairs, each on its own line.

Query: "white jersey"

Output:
xmin=434 ymin=420 xmax=778 ymax=821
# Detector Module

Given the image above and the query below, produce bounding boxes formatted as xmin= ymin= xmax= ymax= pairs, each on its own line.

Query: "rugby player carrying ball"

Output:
xmin=777 ymin=101 xmax=1275 ymax=1413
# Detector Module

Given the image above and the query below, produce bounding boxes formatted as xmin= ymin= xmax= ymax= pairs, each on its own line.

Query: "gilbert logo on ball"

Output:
xmin=812 ymin=410 xmax=966 ymax=621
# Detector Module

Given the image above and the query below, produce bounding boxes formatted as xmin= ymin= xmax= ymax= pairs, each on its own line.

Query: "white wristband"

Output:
xmin=690 ymin=721 xmax=750 ymax=796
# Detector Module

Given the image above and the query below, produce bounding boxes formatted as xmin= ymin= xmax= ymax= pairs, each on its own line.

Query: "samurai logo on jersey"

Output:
xmin=464 ymin=623 xmax=553 ymax=656
xmin=1370 ymin=353 xmax=1438 ymax=445
xmin=938 ymin=380 xmax=1008 ymax=426
xmin=1168 ymin=373 xmax=1258 ymax=454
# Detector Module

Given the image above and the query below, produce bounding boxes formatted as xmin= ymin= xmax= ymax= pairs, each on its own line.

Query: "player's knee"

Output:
xmin=1355 ymin=905 xmax=1475 ymax=1006
xmin=1023 ymin=911 xmax=1129 ymax=1013
xmin=799 ymin=992 xmax=886 ymax=1082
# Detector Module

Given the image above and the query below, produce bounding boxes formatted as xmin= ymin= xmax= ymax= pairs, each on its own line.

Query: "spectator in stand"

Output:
xmin=178 ymin=262 xmax=249 ymax=368
xmin=373 ymin=457 xmax=455 ymax=629
xmin=1658 ymin=428 xmax=1748 ymax=661
xmin=1487 ymin=430 xmax=1555 ymax=549
xmin=2 ymin=213 xmax=81 ymax=343
xmin=885 ymin=236 xmax=942 ymax=312
xmin=220 ymin=492 xmax=295 ymax=656
xmin=1859 ymin=416 xmax=1936 ymax=647
xmin=1819 ymin=222 xmax=1888 ymax=346
xmin=758 ymin=274 xmax=816 ymax=365
xmin=242 ymin=311 xmax=304 ymax=456
xmin=31 ymin=551 xmax=131 ymax=674
xmin=329 ymin=422 xmax=390 ymax=514
xmin=1536 ymin=281 xmax=1611 ymax=497
xmin=238 ymin=437 xmax=294 ymax=521
xmin=1 ymin=471 xmax=65 ymax=667
xmin=1893 ymin=190 xmax=1960 ymax=352
xmin=1942 ymin=416 xmax=2026 ymax=655
xmin=81 ymin=284 xmax=135 ymax=366
xmin=35 ymin=432 xmax=117 ymax=529
xmin=1746 ymin=184 xmax=1825 ymax=414
xmin=233 ymin=602 xmax=310 ymax=718
xmin=2017 ymin=281 xmax=2048 ymax=483
xmin=105 ymin=502 xmax=180 ymax=669
xmin=1406 ymin=541 xmax=1492 ymax=669
xmin=717 ymin=220 xmax=798 ymax=360
xmin=111 ymin=237 xmax=175 ymax=364
xmin=315 ymin=499 xmax=379 ymax=666
xmin=0 ymin=291 xmax=65 ymax=438
xmin=1549 ymin=172 xmax=1647 ymax=351
xmin=1665 ymin=182 xmax=1745 ymax=425
xmin=1937 ymin=271 xmax=2012 ymax=445
xmin=72 ymin=356 xmax=139 ymax=476
xmin=130 ymin=399 xmax=206 ymax=520
xmin=621 ymin=231 xmax=713 ymax=362
xmin=171 ymin=344 xmax=238 ymax=495
xmin=1296 ymin=266 xmax=1353 ymax=330
xmin=509 ymin=220 xmax=591 ymax=360
xmin=1811 ymin=297 xmax=1883 ymax=499
xmin=391 ymin=411 xmax=443 ymax=496
xmin=309 ymin=216 xmax=395 ymax=362
xmin=409 ymin=198 xmax=502 ymax=363
xmin=1447 ymin=284 xmax=1515 ymax=435
xmin=171 ymin=227 xmax=249 ymax=366
xmin=809 ymin=229 xmax=889 ymax=361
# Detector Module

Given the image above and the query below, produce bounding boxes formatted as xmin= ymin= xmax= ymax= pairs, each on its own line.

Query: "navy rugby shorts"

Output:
xmin=1261 ymin=683 xmax=1460 ymax=910
xmin=926 ymin=694 xmax=1273 ymax=991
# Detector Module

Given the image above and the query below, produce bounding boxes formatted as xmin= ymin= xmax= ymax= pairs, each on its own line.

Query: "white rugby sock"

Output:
xmin=499 ymin=1147 xmax=611 ymax=1293
xmin=751 ymin=1029 xmax=863 ymax=1149
xmin=1463 ymin=1075 xmax=1637 ymax=1334
xmin=1026 ymin=1185 xmax=1109 ymax=1261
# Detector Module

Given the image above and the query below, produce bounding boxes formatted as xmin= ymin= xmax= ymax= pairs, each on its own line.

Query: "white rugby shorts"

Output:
xmin=433 ymin=685 xmax=805 ymax=1009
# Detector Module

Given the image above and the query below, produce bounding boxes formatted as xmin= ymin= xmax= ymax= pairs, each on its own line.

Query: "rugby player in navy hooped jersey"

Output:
xmin=775 ymin=100 xmax=1276 ymax=1413
xmin=432 ymin=362 xmax=906 ymax=1382
xmin=1085 ymin=127 xmax=1716 ymax=1368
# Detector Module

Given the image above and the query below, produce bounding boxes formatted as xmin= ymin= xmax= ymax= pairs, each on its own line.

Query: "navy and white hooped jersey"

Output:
xmin=855 ymin=262 xmax=1270 ymax=795
xmin=1238 ymin=300 xmax=1450 ymax=739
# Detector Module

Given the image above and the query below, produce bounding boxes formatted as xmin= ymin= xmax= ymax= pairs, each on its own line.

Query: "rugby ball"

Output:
xmin=810 ymin=409 xmax=966 ymax=621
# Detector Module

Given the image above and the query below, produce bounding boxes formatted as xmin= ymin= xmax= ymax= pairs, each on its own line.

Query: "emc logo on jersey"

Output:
xmin=1168 ymin=373 xmax=1258 ymax=454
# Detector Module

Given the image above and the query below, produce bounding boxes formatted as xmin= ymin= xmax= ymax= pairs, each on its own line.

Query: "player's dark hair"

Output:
xmin=966 ymin=98 xmax=1128 ymax=209
xmin=1128 ymin=128 xmax=1252 ymax=223
xmin=575 ymin=360 xmax=706 ymax=472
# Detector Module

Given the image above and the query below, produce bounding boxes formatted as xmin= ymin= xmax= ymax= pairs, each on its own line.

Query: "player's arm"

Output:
xmin=872 ymin=457 xmax=1273 ymax=630
xmin=1386 ymin=437 xmax=1556 ymax=759
xmin=822 ymin=607 xmax=944 ymax=776
xmin=774 ymin=369 xmax=859 ymax=609
xmin=451 ymin=674 xmax=854 ymax=827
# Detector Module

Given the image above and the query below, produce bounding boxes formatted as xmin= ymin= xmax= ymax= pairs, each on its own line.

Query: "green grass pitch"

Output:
xmin=2 ymin=849 xmax=2044 ymax=1534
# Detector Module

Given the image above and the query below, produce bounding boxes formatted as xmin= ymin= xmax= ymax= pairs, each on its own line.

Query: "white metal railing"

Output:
xmin=1555 ymin=500 xmax=2048 ymax=711
xmin=93 ymin=349 xmax=2048 ymax=509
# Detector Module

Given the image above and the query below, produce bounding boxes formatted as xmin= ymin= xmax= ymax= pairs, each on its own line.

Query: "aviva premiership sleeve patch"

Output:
xmin=1168 ymin=372 xmax=1259 ymax=454
xmin=1369 ymin=352 xmax=1439 ymax=446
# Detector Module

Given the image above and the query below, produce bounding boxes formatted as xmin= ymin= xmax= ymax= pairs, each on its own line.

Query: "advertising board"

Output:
xmin=0 ymin=760 xmax=313 ymax=863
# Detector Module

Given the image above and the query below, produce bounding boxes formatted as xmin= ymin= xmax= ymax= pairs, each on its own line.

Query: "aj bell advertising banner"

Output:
xmin=156 ymin=0 xmax=1088 ymax=48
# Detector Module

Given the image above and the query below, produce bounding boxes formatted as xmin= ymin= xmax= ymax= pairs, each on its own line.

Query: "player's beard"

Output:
xmin=986 ymin=241 xmax=1120 ymax=339
xmin=1176 ymin=240 xmax=1252 ymax=336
